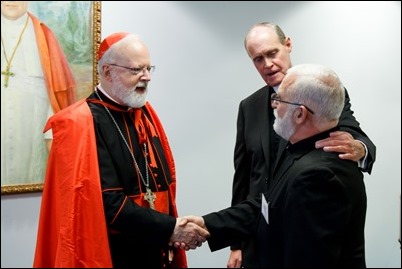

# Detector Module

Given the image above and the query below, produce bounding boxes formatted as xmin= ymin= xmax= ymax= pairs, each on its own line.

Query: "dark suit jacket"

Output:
xmin=230 ymin=85 xmax=375 ymax=266
xmin=206 ymin=129 xmax=367 ymax=268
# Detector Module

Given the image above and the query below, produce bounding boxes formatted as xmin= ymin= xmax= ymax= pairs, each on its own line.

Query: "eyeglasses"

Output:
xmin=271 ymin=93 xmax=315 ymax=114
xmin=107 ymin=63 xmax=155 ymax=75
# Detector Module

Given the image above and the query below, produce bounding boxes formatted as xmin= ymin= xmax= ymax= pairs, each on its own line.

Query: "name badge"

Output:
xmin=261 ymin=193 xmax=269 ymax=224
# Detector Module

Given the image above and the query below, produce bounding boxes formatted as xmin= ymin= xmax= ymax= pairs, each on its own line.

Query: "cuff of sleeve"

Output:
xmin=357 ymin=140 xmax=368 ymax=169
xmin=230 ymin=244 xmax=242 ymax=250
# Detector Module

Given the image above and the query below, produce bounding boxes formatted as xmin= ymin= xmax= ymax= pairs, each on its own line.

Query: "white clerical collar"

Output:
xmin=96 ymin=84 xmax=126 ymax=106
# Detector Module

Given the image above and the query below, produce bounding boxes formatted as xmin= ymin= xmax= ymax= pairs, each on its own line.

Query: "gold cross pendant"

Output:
xmin=1 ymin=66 xmax=15 ymax=87
xmin=144 ymin=187 xmax=156 ymax=209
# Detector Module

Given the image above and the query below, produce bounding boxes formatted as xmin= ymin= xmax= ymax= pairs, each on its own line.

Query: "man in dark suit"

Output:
xmin=181 ymin=63 xmax=367 ymax=268
xmin=228 ymin=22 xmax=375 ymax=268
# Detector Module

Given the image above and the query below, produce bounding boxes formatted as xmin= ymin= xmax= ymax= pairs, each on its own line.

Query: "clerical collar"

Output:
xmin=95 ymin=85 xmax=120 ymax=104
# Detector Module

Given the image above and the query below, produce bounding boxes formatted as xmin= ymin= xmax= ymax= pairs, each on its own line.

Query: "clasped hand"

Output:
xmin=315 ymin=131 xmax=365 ymax=162
xmin=169 ymin=215 xmax=209 ymax=251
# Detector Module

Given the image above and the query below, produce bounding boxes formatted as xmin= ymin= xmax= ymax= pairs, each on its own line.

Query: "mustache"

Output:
xmin=136 ymin=82 xmax=148 ymax=88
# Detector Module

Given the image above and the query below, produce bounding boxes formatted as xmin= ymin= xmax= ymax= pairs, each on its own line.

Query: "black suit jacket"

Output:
xmin=230 ymin=85 xmax=375 ymax=266
xmin=206 ymin=129 xmax=367 ymax=268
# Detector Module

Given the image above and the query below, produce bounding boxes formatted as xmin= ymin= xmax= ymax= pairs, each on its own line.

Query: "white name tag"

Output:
xmin=261 ymin=193 xmax=269 ymax=224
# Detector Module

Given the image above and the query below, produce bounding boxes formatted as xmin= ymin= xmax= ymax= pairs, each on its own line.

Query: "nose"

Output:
xmin=140 ymin=70 xmax=151 ymax=80
xmin=263 ymin=57 xmax=273 ymax=68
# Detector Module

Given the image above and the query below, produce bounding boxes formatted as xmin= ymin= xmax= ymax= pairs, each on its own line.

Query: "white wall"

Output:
xmin=1 ymin=1 xmax=401 ymax=268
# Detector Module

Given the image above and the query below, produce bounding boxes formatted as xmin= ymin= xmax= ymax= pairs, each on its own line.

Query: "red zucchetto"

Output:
xmin=97 ymin=32 xmax=130 ymax=60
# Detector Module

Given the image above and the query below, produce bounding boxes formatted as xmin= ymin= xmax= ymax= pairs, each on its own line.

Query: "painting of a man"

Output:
xmin=1 ymin=1 xmax=76 ymax=185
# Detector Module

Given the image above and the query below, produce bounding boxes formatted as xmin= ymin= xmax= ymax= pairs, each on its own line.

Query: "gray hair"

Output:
xmin=284 ymin=64 xmax=345 ymax=122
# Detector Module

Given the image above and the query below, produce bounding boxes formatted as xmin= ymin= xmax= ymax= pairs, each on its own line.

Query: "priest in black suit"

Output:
xmin=180 ymin=64 xmax=367 ymax=268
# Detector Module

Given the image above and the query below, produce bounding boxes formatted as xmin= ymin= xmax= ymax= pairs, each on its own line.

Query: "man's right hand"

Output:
xmin=169 ymin=216 xmax=209 ymax=250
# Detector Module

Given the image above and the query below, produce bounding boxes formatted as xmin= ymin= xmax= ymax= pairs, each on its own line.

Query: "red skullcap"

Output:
xmin=97 ymin=32 xmax=130 ymax=60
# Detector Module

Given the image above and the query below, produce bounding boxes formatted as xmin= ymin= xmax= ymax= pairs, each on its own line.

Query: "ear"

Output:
xmin=285 ymin=37 xmax=292 ymax=53
xmin=102 ymin=65 xmax=113 ymax=81
xmin=294 ymin=107 xmax=307 ymax=124
xmin=102 ymin=64 xmax=110 ymax=75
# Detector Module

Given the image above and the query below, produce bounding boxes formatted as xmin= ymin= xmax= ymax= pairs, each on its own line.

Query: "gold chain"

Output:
xmin=1 ymin=15 xmax=30 ymax=87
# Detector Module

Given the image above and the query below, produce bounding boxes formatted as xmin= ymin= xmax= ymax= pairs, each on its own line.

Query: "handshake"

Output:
xmin=169 ymin=215 xmax=209 ymax=251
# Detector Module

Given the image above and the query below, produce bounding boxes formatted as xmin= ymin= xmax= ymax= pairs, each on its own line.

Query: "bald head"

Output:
xmin=244 ymin=22 xmax=287 ymax=55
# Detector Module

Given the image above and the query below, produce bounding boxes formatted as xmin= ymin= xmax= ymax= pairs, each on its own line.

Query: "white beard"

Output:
xmin=109 ymin=72 xmax=148 ymax=108
xmin=273 ymin=108 xmax=296 ymax=141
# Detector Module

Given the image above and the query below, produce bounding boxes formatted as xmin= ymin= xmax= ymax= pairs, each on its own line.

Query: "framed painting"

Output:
xmin=1 ymin=1 xmax=101 ymax=194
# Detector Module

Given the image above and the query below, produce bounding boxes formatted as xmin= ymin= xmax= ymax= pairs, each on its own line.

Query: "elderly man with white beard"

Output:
xmin=34 ymin=32 xmax=209 ymax=268
xmin=180 ymin=63 xmax=368 ymax=268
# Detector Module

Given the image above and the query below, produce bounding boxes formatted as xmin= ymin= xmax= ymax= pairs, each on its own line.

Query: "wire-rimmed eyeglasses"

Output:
xmin=107 ymin=63 xmax=155 ymax=76
xmin=271 ymin=93 xmax=315 ymax=114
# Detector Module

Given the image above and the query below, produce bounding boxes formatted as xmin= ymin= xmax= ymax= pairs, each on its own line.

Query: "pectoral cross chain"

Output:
xmin=1 ymin=15 xmax=29 ymax=88
xmin=144 ymin=187 xmax=156 ymax=209
xmin=1 ymin=66 xmax=14 ymax=87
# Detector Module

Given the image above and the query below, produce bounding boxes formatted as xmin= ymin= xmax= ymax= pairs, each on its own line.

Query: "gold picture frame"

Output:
xmin=1 ymin=1 xmax=101 ymax=194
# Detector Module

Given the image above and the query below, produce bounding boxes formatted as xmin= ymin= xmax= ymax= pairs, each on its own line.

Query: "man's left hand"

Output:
xmin=315 ymin=131 xmax=365 ymax=162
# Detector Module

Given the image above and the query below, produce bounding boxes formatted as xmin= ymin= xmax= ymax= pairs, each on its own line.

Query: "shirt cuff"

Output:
xmin=357 ymin=140 xmax=368 ymax=169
